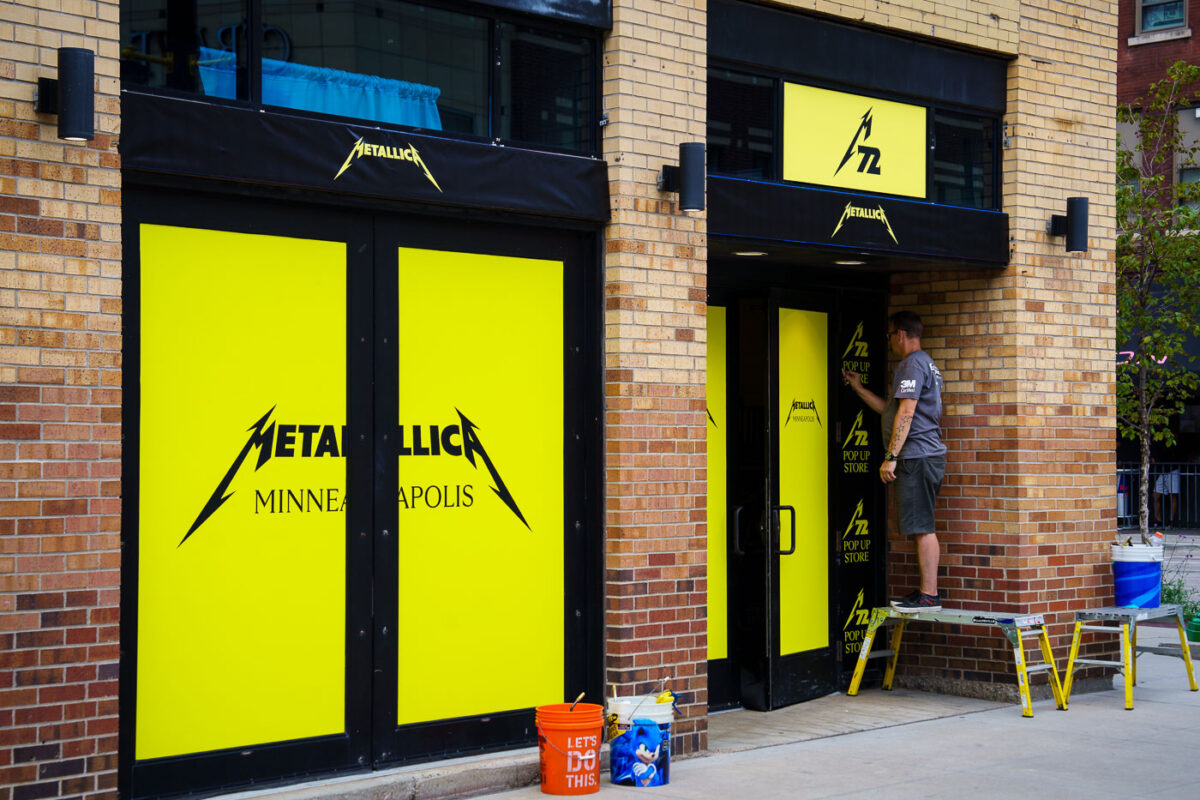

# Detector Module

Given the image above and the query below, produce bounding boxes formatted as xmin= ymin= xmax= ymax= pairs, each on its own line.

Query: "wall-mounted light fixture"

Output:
xmin=658 ymin=142 xmax=706 ymax=211
xmin=36 ymin=47 xmax=95 ymax=142
xmin=1046 ymin=196 xmax=1088 ymax=253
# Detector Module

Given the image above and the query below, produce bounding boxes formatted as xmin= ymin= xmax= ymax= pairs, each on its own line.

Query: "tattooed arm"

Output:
xmin=880 ymin=397 xmax=917 ymax=484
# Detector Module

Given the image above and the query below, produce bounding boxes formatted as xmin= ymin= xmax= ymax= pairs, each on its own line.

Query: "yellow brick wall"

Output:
xmin=888 ymin=2 xmax=1118 ymax=698
xmin=0 ymin=1 xmax=122 ymax=797
xmin=602 ymin=0 xmax=710 ymax=755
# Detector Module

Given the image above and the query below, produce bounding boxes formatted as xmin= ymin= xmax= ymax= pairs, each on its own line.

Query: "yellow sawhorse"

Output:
xmin=1062 ymin=604 xmax=1198 ymax=710
xmin=847 ymin=606 xmax=1065 ymax=718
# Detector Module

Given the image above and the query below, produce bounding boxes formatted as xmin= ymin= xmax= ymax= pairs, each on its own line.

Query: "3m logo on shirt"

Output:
xmin=899 ymin=379 xmax=917 ymax=393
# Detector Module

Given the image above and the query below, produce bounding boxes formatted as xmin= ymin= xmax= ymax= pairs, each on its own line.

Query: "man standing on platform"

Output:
xmin=843 ymin=310 xmax=946 ymax=613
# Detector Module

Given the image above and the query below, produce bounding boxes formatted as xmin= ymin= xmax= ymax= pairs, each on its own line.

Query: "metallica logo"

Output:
xmin=334 ymin=136 xmax=443 ymax=191
xmin=835 ymin=108 xmax=881 ymax=177
xmin=785 ymin=398 xmax=821 ymax=427
xmin=841 ymin=321 xmax=869 ymax=359
xmin=181 ymin=406 xmax=524 ymax=546
xmin=831 ymin=202 xmax=897 ymax=244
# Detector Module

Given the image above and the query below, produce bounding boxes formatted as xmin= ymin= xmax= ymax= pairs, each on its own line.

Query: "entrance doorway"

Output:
xmin=707 ymin=267 xmax=888 ymax=711
xmin=121 ymin=186 xmax=602 ymax=798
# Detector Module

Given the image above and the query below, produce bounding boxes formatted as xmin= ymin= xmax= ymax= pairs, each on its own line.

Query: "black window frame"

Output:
xmin=118 ymin=0 xmax=601 ymax=157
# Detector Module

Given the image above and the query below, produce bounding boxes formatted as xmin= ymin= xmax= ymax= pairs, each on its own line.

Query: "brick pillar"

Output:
xmin=887 ymin=1 xmax=1118 ymax=698
xmin=601 ymin=0 xmax=709 ymax=755
xmin=1 ymin=3 xmax=123 ymax=798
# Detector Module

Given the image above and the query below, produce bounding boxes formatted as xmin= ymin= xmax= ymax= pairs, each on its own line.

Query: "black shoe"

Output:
xmin=891 ymin=593 xmax=941 ymax=613
xmin=892 ymin=590 xmax=920 ymax=605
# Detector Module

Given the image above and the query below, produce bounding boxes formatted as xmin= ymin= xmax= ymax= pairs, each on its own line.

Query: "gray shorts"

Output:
xmin=896 ymin=455 xmax=945 ymax=535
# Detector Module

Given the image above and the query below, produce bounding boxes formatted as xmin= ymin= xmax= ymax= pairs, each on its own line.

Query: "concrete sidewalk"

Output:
xmin=482 ymin=627 xmax=1199 ymax=800
xmin=229 ymin=626 xmax=1198 ymax=800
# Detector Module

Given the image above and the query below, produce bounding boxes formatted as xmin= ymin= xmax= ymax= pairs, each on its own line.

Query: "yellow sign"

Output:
xmin=395 ymin=248 xmax=564 ymax=725
xmin=783 ymin=83 xmax=926 ymax=198
xmin=706 ymin=306 xmax=728 ymax=661
xmin=136 ymin=225 xmax=347 ymax=759
xmin=777 ymin=308 xmax=829 ymax=656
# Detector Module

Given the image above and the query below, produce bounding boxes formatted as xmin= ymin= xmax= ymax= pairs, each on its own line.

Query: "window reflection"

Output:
xmin=499 ymin=24 xmax=594 ymax=152
xmin=262 ymin=1 xmax=487 ymax=134
xmin=932 ymin=110 xmax=996 ymax=210
xmin=707 ymin=70 xmax=776 ymax=180
xmin=121 ymin=0 xmax=248 ymax=97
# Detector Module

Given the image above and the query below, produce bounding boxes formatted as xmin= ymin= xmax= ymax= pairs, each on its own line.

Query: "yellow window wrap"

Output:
xmin=777 ymin=308 xmax=829 ymax=656
xmin=395 ymin=248 xmax=564 ymax=725
xmin=707 ymin=306 xmax=728 ymax=661
xmin=136 ymin=225 xmax=347 ymax=760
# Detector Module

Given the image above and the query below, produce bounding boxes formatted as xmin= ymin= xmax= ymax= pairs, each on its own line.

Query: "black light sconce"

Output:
xmin=36 ymin=47 xmax=95 ymax=142
xmin=1046 ymin=196 xmax=1088 ymax=253
xmin=658 ymin=142 xmax=706 ymax=211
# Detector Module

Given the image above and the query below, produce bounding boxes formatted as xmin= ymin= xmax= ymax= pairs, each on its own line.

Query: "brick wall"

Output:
xmin=886 ymin=0 xmax=1119 ymax=698
xmin=1 ymin=2 xmax=123 ymax=798
xmin=601 ymin=0 xmax=709 ymax=755
xmin=1117 ymin=0 xmax=1200 ymax=105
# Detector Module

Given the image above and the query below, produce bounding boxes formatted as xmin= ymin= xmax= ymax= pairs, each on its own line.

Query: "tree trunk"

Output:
xmin=1139 ymin=362 xmax=1150 ymax=543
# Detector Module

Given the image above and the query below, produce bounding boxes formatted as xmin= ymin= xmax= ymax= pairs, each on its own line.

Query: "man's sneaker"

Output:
xmin=891 ymin=593 xmax=941 ymax=613
xmin=891 ymin=590 xmax=920 ymax=606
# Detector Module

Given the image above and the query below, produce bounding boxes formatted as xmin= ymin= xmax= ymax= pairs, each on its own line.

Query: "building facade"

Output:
xmin=2 ymin=1 xmax=1117 ymax=798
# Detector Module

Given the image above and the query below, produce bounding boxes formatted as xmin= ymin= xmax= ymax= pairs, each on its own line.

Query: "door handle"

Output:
xmin=732 ymin=505 xmax=746 ymax=555
xmin=776 ymin=505 xmax=796 ymax=556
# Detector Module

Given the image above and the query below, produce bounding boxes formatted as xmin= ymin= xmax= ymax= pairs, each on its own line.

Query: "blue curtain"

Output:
xmin=198 ymin=47 xmax=442 ymax=131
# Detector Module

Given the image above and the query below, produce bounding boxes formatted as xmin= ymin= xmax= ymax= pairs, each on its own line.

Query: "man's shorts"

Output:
xmin=896 ymin=455 xmax=945 ymax=535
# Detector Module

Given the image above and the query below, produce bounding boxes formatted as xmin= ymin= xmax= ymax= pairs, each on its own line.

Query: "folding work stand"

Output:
xmin=1062 ymin=604 xmax=1198 ymax=710
xmin=846 ymin=606 xmax=1065 ymax=718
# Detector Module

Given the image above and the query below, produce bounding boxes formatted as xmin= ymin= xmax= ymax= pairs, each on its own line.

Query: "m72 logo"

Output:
xmin=835 ymin=108 xmax=881 ymax=177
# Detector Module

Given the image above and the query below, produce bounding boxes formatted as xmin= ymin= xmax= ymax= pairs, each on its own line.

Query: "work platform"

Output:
xmin=1063 ymin=604 xmax=1198 ymax=709
xmin=846 ymin=606 xmax=1065 ymax=717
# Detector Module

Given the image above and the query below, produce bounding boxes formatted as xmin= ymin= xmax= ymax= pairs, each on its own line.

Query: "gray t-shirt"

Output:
xmin=881 ymin=349 xmax=946 ymax=459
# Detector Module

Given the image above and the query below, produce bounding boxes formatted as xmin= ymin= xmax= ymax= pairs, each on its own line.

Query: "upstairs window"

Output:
xmin=707 ymin=69 xmax=776 ymax=180
xmin=932 ymin=110 xmax=998 ymax=210
xmin=120 ymin=0 xmax=598 ymax=154
xmin=1139 ymin=0 xmax=1186 ymax=33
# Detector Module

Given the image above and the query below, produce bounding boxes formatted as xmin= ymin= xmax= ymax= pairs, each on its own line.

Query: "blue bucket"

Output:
xmin=1112 ymin=545 xmax=1162 ymax=608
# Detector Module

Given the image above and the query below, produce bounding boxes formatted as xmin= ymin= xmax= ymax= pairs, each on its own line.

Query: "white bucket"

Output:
xmin=607 ymin=695 xmax=675 ymax=726
xmin=1111 ymin=544 xmax=1163 ymax=564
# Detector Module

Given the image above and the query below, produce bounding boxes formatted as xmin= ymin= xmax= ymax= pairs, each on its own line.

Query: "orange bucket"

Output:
xmin=535 ymin=702 xmax=604 ymax=795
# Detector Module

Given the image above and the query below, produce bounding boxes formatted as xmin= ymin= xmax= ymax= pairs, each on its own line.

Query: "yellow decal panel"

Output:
xmin=707 ymin=306 xmax=728 ymax=662
xmin=783 ymin=83 xmax=926 ymax=198
xmin=778 ymin=308 xmax=829 ymax=656
xmin=136 ymin=224 xmax=347 ymax=760
xmin=395 ymin=248 xmax=564 ymax=725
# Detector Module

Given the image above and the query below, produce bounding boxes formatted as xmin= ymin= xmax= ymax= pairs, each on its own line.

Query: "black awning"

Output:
xmin=709 ymin=176 xmax=1009 ymax=269
xmin=121 ymin=92 xmax=610 ymax=223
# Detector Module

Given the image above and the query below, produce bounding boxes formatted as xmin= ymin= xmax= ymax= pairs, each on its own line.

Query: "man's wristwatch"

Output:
xmin=884 ymin=451 xmax=898 ymax=461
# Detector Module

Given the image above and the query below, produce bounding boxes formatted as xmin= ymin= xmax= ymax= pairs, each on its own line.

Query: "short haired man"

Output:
xmin=843 ymin=310 xmax=946 ymax=613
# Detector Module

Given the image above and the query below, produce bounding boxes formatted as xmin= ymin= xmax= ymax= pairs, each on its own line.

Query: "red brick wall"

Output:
xmin=1118 ymin=0 xmax=1200 ymax=104
xmin=1 ymin=6 xmax=123 ymax=798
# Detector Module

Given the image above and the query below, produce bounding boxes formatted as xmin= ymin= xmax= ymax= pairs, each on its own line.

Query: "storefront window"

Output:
xmin=499 ymin=24 xmax=594 ymax=152
xmin=121 ymin=1 xmax=599 ymax=149
xmin=260 ymin=0 xmax=486 ymax=134
xmin=932 ymin=110 xmax=997 ymax=210
xmin=121 ymin=0 xmax=248 ymax=97
xmin=707 ymin=69 xmax=776 ymax=180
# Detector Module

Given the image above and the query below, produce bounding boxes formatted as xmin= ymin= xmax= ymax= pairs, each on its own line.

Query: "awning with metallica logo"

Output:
xmin=708 ymin=176 xmax=1009 ymax=269
xmin=120 ymin=91 xmax=610 ymax=223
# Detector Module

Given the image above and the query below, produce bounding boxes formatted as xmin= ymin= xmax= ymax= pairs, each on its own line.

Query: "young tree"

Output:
xmin=1116 ymin=60 xmax=1200 ymax=542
